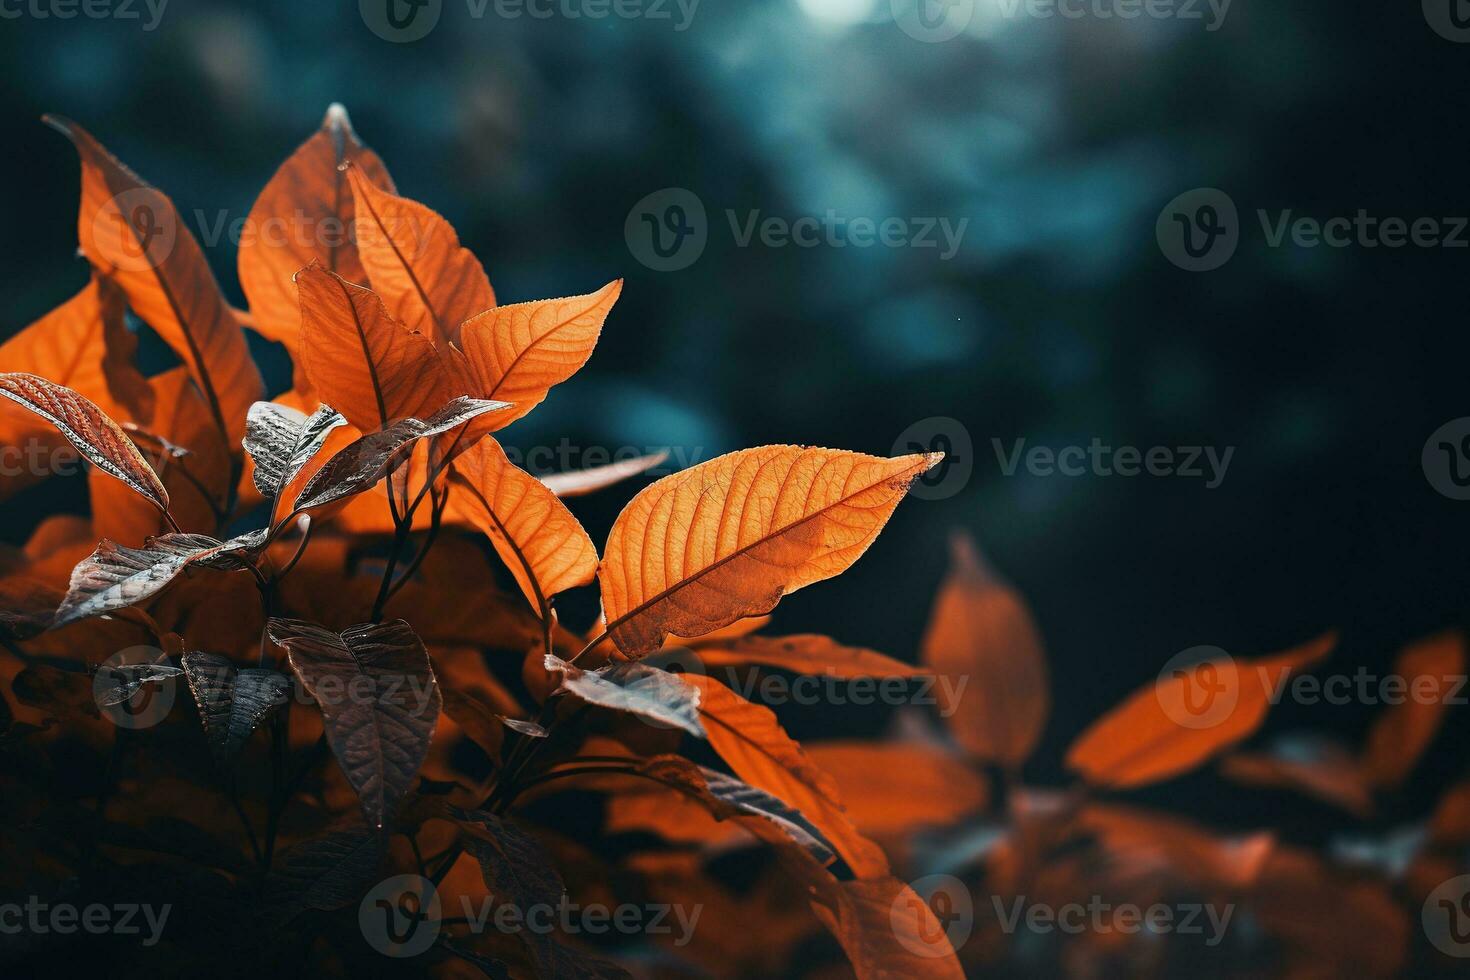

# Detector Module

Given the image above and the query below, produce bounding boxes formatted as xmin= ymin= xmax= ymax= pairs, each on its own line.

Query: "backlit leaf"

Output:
xmin=1066 ymin=633 xmax=1337 ymax=789
xmin=47 ymin=116 xmax=264 ymax=444
xmin=920 ymin=531 xmax=1049 ymax=767
xmin=347 ymin=165 xmax=494 ymax=345
xmin=450 ymin=438 xmax=598 ymax=612
xmin=296 ymin=263 xmax=460 ymax=432
xmin=458 ymin=281 xmax=620 ymax=429
xmin=696 ymin=634 xmax=927 ymax=679
xmin=238 ymin=104 xmax=395 ymax=357
xmin=681 ymin=673 xmax=890 ymax=878
xmin=598 ymin=446 xmax=941 ymax=659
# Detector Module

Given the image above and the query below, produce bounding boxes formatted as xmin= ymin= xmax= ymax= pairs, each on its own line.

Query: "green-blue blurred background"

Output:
xmin=2 ymin=0 xmax=1468 ymax=830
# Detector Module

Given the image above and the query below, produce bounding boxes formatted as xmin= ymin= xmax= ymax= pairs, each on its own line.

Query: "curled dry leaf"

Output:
xmin=0 ymin=372 xmax=167 ymax=513
xmin=180 ymin=651 xmax=291 ymax=767
xmin=613 ymin=754 xmax=838 ymax=865
xmin=243 ymin=401 xmax=348 ymax=503
xmin=920 ymin=530 xmax=1049 ymax=767
xmin=291 ymin=396 xmax=508 ymax=514
xmin=267 ymin=617 xmax=442 ymax=830
xmin=457 ymin=280 xmax=621 ymax=430
xmin=346 ymin=165 xmax=494 ymax=346
xmin=450 ymin=438 xmax=598 ymax=613
xmin=681 ymin=673 xmax=890 ymax=879
xmin=47 ymin=116 xmax=263 ymax=444
xmin=237 ymin=104 xmax=395 ymax=359
xmin=55 ymin=529 xmax=267 ymax=629
xmin=545 ymin=655 xmax=706 ymax=738
xmin=597 ymin=446 xmax=941 ymax=659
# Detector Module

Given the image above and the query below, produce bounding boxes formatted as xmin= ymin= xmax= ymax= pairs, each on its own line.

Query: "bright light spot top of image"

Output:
xmin=796 ymin=0 xmax=879 ymax=27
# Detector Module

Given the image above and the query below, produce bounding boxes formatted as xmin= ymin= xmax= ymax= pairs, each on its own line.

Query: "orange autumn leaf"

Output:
xmin=346 ymin=165 xmax=494 ymax=345
xmin=597 ymin=446 xmax=941 ymax=660
xmin=798 ymin=871 xmax=966 ymax=980
xmin=695 ymin=634 xmax=928 ymax=678
xmin=238 ymin=103 xmax=395 ymax=362
xmin=47 ymin=116 xmax=263 ymax=445
xmin=681 ymin=673 xmax=890 ymax=879
xmin=1360 ymin=629 xmax=1465 ymax=789
xmin=449 ymin=438 xmax=598 ymax=614
xmin=920 ymin=530 xmax=1049 ymax=767
xmin=805 ymin=741 xmax=988 ymax=837
xmin=457 ymin=281 xmax=621 ymax=430
xmin=1066 ymin=633 xmax=1336 ymax=789
xmin=295 ymin=263 xmax=458 ymax=431
xmin=89 ymin=368 xmax=231 ymax=545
